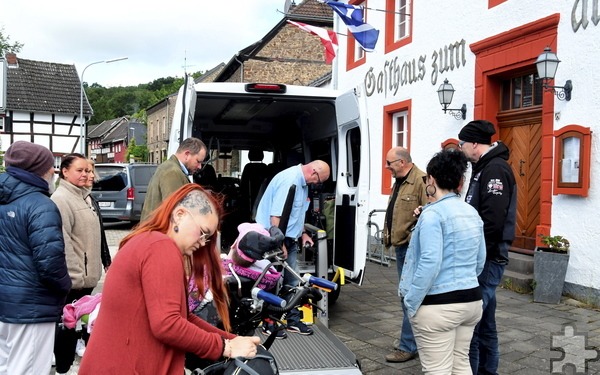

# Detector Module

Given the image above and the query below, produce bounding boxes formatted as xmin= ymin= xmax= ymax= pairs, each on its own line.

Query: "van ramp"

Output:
xmin=264 ymin=321 xmax=362 ymax=374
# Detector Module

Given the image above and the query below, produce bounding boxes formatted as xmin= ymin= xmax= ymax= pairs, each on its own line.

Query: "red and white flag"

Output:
xmin=287 ymin=20 xmax=338 ymax=64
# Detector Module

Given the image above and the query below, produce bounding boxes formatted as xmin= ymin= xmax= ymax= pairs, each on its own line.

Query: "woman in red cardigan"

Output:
xmin=79 ymin=184 xmax=260 ymax=374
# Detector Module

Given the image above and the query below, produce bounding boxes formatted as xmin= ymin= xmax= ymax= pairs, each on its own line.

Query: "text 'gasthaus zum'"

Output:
xmin=364 ymin=39 xmax=467 ymax=98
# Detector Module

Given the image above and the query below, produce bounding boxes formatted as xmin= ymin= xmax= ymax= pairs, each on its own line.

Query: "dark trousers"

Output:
xmin=469 ymin=260 xmax=505 ymax=375
xmin=54 ymin=288 xmax=94 ymax=374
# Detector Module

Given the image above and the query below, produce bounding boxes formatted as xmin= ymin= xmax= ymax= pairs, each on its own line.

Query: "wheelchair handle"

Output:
xmin=302 ymin=273 xmax=338 ymax=291
xmin=252 ymin=288 xmax=286 ymax=308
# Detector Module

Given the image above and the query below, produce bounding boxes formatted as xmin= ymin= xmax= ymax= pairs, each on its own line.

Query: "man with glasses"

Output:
xmin=458 ymin=120 xmax=517 ymax=375
xmin=255 ymin=160 xmax=330 ymax=338
xmin=142 ymin=137 xmax=207 ymax=221
xmin=383 ymin=147 xmax=427 ymax=363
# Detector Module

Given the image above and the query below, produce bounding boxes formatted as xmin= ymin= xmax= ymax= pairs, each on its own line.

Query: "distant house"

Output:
xmin=88 ymin=116 xmax=146 ymax=163
xmin=0 ymin=53 xmax=91 ymax=163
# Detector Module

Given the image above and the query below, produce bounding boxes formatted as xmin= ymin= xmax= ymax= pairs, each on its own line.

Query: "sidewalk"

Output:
xmin=329 ymin=260 xmax=600 ymax=375
xmin=61 ymin=227 xmax=600 ymax=374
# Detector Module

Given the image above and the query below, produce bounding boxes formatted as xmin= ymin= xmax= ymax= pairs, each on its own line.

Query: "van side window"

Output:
xmin=346 ymin=128 xmax=361 ymax=187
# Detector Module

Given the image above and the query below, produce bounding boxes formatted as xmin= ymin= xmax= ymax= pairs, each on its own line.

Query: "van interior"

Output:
xmin=186 ymin=89 xmax=340 ymax=254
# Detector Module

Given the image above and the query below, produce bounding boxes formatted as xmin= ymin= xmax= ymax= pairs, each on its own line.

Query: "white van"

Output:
xmin=169 ymin=77 xmax=369 ymax=373
xmin=169 ymin=78 xmax=370 ymax=285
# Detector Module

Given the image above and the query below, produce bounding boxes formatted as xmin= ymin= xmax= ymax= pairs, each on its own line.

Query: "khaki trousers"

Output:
xmin=410 ymin=300 xmax=482 ymax=374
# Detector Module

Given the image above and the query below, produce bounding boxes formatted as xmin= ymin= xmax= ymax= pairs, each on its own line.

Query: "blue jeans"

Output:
xmin=395 ymin=244 xmax=417 ymax=354
xmin=469 ymin=258 xmax=505 ymax=375
xmin=283 ymin=238 xmax=301 ymax=325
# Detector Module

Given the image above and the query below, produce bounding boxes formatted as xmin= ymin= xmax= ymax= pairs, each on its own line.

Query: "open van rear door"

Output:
xmin=167 ymin=74 xmax=197 ymax=156
xmin=333 ymin=86 xmax=370 ymax=285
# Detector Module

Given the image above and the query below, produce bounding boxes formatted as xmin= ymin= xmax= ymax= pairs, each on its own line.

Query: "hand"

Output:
xmin=227 ymin=336 xmax=261 ymax=358
xmin=302 ymin=232 xmax=314 ymax=247
xmin=281 ymin=244 xmax=288 ymax=260
xmin=413 ymin=206 xmax=423 ymax=217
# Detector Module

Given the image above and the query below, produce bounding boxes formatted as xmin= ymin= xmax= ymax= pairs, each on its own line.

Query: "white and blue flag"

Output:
xmin=322 ymin=0 xmax=379 ymax=52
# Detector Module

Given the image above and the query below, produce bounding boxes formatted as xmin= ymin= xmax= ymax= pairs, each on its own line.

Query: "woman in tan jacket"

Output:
xmin=51 ymin=153 xmax=102 ymax=375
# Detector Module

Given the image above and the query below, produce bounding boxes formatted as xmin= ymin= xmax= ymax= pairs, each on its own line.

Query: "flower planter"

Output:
xmin=533 ymin=248 xmax=569 ymax=304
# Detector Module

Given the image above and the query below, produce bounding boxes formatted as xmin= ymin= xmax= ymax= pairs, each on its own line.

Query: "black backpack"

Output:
xmin=193 ymin=344 xmax=278 ymax=375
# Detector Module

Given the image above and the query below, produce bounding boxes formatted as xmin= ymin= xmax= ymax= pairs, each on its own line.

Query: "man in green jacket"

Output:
xmin=141 ymin=137 xmax=207 ymax=221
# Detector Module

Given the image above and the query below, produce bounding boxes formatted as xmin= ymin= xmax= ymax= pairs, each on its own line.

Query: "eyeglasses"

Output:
xmin=312 ymin=169 xmax=322 ymax=184
xmin=386 ymin=158 xmax=403 ymax=167
xmin=186 ymin=211 xmax=211 ymax=244
xmin=458 ymin=140 xmax=466 ymax=148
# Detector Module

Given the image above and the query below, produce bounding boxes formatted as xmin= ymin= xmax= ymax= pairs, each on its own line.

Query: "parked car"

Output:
xmin=90 ymin=163 xmax=158 ymax=223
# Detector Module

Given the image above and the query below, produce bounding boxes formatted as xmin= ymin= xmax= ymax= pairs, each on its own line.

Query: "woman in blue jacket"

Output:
xmin=399 ymin=149 xmax=486 ymax=374
xmin=0 ymin=141 xmax=71 ymax=374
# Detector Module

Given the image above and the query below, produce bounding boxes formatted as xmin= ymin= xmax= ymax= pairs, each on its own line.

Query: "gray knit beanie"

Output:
xmin=5 ymin=141 xmax=55 ymax=177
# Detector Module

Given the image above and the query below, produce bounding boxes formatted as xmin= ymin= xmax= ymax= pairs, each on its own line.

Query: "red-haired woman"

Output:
xmin=79 ymin=184 xmax=260 ymax=374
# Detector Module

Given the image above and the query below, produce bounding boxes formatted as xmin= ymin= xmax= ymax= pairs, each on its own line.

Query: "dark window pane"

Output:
xmin=501 ymin=80 xmax=511 ymax=110
xmin=512 ymin=77 xmax=522 ymax=109
xmin=522 ymin=74 xmax=534 ymax=107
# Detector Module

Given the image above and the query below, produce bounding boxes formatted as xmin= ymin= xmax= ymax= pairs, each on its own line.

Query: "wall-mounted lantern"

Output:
xmin=437 ymin=78 xmax=467 ymax=120
xmin=535 ymin=47 xmax=573 ymax=101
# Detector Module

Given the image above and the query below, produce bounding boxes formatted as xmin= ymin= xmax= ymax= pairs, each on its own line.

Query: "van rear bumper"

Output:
xmin=98 ymin=208 xmax=136 ymax=222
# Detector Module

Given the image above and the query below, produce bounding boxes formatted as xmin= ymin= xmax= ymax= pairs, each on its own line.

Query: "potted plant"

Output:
xmin=533 ymin=234 xmax=570 ymax=304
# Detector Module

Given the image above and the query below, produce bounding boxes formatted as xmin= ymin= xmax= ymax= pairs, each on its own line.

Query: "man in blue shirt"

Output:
xmin=255 ymin=160 xmax=330 ymax=337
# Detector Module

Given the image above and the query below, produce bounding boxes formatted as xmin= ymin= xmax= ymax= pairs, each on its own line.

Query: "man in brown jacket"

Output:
xmin=141 ymin=138 xmax=207 ymax=221
xmin=383 ymin=147 xmax=428 ymax=363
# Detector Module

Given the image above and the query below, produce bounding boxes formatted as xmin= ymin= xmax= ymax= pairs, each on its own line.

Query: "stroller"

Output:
xmin=186 ymin=223 xmax=338 ymax=373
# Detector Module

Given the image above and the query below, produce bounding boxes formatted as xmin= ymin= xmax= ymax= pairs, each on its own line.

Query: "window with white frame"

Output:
xmin=395 ymin=0 xmax=411 ymax=42
xmin=393 ymin=111 xmax=408 ymax=148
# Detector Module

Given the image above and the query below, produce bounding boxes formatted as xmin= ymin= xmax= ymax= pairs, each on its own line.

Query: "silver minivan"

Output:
xmin=90 ymin=163 xmax=157 ymax=223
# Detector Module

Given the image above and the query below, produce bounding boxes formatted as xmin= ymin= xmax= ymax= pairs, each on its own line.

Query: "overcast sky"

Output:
xmin=1 ymin=0 xmax=286 ymax=87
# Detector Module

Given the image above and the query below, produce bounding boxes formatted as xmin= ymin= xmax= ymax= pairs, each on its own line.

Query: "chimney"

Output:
xmin=5 ymin=53 xmax=17 ymax=65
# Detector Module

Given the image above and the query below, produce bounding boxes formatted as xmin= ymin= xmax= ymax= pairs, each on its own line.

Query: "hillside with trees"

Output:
xmin=1 ymin=27 xmax=202 ymax=129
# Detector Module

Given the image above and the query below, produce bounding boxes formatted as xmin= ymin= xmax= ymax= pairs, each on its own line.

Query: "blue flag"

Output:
xmin=323 ymin=0 xmax=379 ymax=52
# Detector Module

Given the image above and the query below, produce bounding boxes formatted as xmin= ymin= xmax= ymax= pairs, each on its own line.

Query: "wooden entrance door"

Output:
xmin=498 ymin=115 xmax=541 ymax=251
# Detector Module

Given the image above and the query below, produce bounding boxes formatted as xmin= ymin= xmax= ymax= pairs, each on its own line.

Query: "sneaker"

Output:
xmin=76 ymin=338 xmax=86 ymax=357
xmin=261 ymin=322 xmax=288 ymax=339
xmin=385 ymin=349 xmax=418 ymax=363
xmin=286 ymin=321 xmax=314 ymax=335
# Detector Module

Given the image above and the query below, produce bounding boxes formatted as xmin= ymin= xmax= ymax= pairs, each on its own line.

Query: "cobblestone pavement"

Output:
xmin=54 ymin=223 xmax=600 ymax=374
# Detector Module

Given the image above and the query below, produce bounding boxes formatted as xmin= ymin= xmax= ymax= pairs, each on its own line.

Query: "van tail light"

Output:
xmin=127 ymin=187 xmax=135 ymax=201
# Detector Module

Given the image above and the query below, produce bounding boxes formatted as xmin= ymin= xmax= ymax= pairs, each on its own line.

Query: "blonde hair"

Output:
xmin=87 ymin=158 xmax=99 ymax=183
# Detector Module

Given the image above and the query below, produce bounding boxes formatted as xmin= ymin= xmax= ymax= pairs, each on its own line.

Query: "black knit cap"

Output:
xmin=458 ymin=120 xmax=496 ymax=145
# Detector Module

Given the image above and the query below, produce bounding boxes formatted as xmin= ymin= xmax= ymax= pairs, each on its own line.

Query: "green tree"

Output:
xmin=0 ymin=27 xmax=24 ymax=55
xmin=125 ymin=138 xmax=148 ymax=162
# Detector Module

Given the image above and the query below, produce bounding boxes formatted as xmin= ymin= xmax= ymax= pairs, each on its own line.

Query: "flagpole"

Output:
xmin=362 ymin=7 xmax=410 ymax=16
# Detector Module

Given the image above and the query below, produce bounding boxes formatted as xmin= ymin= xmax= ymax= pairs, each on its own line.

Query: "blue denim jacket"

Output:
xmin=399 ymin=193 xmax=486 ymax=318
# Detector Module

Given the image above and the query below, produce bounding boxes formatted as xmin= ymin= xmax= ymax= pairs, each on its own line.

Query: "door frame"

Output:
xmin=470 ymin=14 xmax=559 ymax=246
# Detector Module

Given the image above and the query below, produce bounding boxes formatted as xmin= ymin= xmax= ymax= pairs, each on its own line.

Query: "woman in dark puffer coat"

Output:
xmin=0 ymin=141 xmax=72 ymax=375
